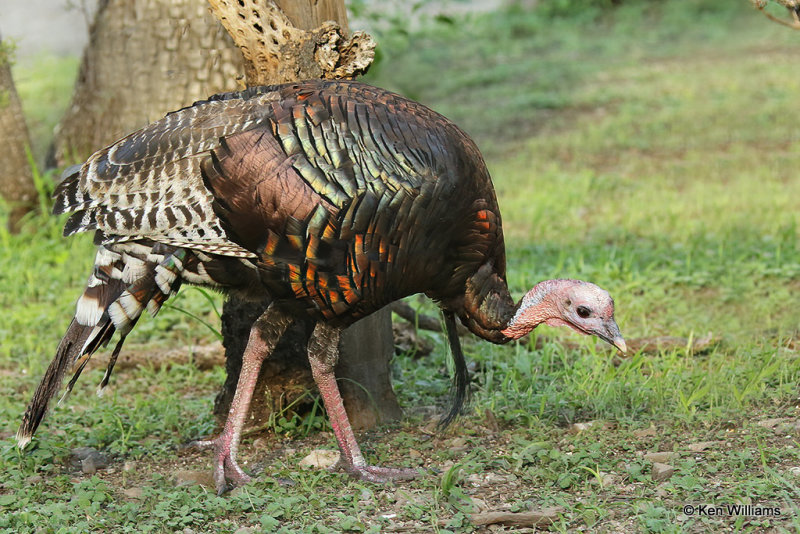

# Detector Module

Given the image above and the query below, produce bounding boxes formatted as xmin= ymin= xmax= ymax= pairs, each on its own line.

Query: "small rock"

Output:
xmin=233 ymin=527 xmax=254 ymax=534
xmin=651 ymin=462 xmax=675 ymax=482
xmin=123 ymin=487 xmax=144 ymax=500
xmin=81 ymin=451 xmax=109 ymax=474
xmin=71 ymin=447 xmax=98 ymax=461
xmin=687 ymin=441 xmax=722 ymax=453
xmin=82 ymin=457 xmax=99 ymax=475
xmin=633 ymin=426 xmax=657 ymax=438
xmin=71 ymin=446 xmax=109 ymax=474
xmin=173 ymin=469 xmax=215 ymax=488
xmin=644 ymin=452 xmax=676 ymax=463
xmin=788 ymin=467 xmax=800 ymax=477
xmin=299 ymin=449 xmax=340 ymax=469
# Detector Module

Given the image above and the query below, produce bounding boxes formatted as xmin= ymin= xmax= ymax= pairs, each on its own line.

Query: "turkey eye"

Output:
xmin=576 ymin=306 xmax=591 ymax=318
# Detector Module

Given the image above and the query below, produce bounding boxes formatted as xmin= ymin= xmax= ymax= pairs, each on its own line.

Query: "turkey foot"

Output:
xmin=189 ymin=433 xmax=252 ymax=494
xmin=309 ymin=323 xmax=417 ymax=484
xmin=190 ymin=306 xmax=292 ymax=494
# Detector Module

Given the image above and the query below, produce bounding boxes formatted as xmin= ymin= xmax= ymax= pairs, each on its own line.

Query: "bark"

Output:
xmin=209 ymin=0 xmax=399 ymax=431
xmin=53 ymin=0 xmax=243 ymax=165
xmin=751 ymin=0 xmax=800 ymax=28
xmin=0 ymin=35 xmax=38 ymax=232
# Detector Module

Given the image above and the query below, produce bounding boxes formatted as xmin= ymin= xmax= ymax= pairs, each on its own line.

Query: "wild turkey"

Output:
xmin=18 ymin=79 xmax=626 ymax=494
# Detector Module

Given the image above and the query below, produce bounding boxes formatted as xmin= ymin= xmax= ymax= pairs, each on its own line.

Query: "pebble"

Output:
xmin=70 ymin=447 xmax=97 ymax=461
xmin=644 ymin=452 xmax=676 ymax=463
xmin=71 ymin=447 xmax=109 ymax=475
xmin=299 ymin=449 xmax=340 ymax=469
xmin=172 ymin=469 xmax=215 ymax=488
xmin=651 ymin=462 xmax=675 ymax=482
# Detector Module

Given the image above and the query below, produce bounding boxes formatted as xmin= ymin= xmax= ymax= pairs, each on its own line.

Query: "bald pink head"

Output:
xmin=501 ymin=279 xmax=626 ymax=353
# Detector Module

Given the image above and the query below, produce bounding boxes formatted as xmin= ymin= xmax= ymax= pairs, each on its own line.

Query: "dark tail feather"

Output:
xmin=61 ymin=319 xmax=116 ymax=403
xmin=438 ymin=311 xmax=470 ymax=430
xmin=98 ymin=334 xmax=127 ymax=392
xmin=16 ymin=319 xmax=103 ymax=447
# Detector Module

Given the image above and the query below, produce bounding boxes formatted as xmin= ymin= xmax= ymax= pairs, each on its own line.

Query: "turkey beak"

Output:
xmin=596 ymin=319 xmax=627 ymax=355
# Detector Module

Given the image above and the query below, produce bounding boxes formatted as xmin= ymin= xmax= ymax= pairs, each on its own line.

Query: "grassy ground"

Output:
xmin=3 ymin=1 xmax=800 ymax=532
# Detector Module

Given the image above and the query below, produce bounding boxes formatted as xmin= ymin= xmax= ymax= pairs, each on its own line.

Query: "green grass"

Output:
xmin=11 ymin=54 xmax=80 ymax=166
xmin=3 ymin=2 xmax=800 ymax=532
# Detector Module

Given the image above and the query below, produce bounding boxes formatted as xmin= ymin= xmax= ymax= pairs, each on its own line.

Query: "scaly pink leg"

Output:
xmin=192 ymin=305 xmax=292 ymax=494
xmin=308 ymin=322 xmax=419 ymax=482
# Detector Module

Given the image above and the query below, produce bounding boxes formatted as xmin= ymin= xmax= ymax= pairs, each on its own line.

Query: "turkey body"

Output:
xmin=60 ymin=79 xmax=508 ymax=336
xmin=20 ymin=79 xmax=625 ymax=493
xmin=19 ymin=79 xmax=511 ymax=487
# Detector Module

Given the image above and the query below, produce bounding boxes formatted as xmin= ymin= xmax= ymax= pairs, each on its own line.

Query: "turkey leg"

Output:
xmin=192 ymin=304 xmax=293 ymax=494
xmin=308 ymin=322 xmax=419 ymax=482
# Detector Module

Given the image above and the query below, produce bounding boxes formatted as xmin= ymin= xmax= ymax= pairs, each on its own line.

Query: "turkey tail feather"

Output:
xmin=438 ymin=311 xmax=470 ymax=430
xmin=17 ymin=318 xmax=108 ymax=447
xmin=18 ymin=243 xmax=188 ymax=448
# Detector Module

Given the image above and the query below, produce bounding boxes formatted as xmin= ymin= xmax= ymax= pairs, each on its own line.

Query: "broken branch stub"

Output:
xmin=206 ymin=0 xmax=376 ymax=86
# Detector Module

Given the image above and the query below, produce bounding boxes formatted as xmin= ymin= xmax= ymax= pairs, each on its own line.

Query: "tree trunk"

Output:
xmin=0 ymin=35 xmax=38 ymax=232
xmin=209 ymin=0 xmax=401 ymax=431
xmin=53 ymin=0 xmax=243 ymax=165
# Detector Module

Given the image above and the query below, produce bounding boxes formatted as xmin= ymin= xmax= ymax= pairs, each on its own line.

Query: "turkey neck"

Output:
xmin=453 ymin=265 xmax=566 ymax=344
xmin=447 ymin=263 xmax=516 ymax=344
